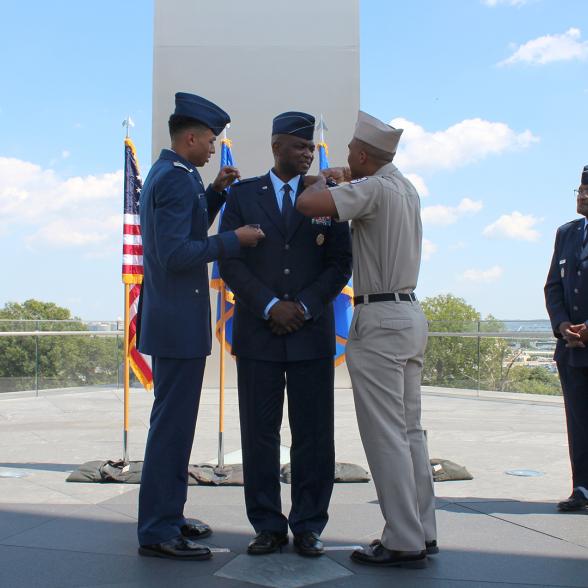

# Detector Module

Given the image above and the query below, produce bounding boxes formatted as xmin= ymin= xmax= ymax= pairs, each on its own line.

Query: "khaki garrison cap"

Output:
xmin=353 ymin=110 xmax=403 ymax=156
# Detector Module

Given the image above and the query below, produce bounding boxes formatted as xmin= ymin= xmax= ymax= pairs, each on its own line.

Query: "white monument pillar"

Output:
xmin=153 ymin=0 xmax=359 ymax=387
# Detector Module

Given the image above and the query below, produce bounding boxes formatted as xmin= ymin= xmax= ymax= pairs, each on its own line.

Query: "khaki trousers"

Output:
xmin=346 ymin=300 xmax=436 ymax=551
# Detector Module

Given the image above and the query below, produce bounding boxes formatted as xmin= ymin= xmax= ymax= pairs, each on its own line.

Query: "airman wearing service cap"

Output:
xmin=136 ymin=92 xmax=264 ymax=561
xmin=297 ymin=110 xmax=437 ymax=569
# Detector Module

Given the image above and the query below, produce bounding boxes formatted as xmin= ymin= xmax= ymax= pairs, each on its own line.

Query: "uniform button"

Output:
xmin=284 ymin=244 xmax=290 ymax=250
xmin=578 ymin=271 xmax=582 ymax=276
xmin=573 ymin=305 xmax=579 ymax=311
xmin=283 ymin=294 xmax=290 ymax=300
xmin=284 ymin=268 xmax=291 ymax=275
xmin=195 ymin=289 xmax=199 ymax=294
xmin=574 ymin=288 xmax=579 ymax=294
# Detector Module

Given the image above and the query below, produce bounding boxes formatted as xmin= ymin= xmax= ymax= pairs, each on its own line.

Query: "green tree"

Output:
xmin=421 ymin=294 xmax=480 ymax=387
xmin=503 ymin=365 xmax=561 ymax=395
xmin=0 ymin=300 xmax=121 ymax=392
xmin=421 ymin=294 xmax=559 ymax=395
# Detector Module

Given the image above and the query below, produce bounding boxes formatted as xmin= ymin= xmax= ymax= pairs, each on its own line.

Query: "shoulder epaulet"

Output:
xmin=172 ymin=161 xmax=193 ymax=173
xmin=350 ymin=177 xmax=369 ymax=184
xmin=231 ymin=176 xmax=260 ymax=187
xmin=559 ymin=219 xmax=580 ymax=231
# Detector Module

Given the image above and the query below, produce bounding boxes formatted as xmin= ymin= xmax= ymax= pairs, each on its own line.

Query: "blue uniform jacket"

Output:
xmin=545 ymin=217 xmax=588 ymax=367
xmin=218 ymin=173 xmax=352 ymax=362
xmin=137 ymin=149 xmax=240 ymax=358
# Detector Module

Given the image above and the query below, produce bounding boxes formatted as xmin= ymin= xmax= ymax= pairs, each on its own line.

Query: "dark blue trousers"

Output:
xmin=557 ymin=361 xmax=588 ymax=490
xmin=237 ymin=357 xmax=335 ymax=535
xmin=137 ymin=356 xmax=206 ymax=546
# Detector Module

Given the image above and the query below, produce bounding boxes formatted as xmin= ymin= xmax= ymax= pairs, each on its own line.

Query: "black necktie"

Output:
xmin=281 ymin=184 xmax=293 ymax=225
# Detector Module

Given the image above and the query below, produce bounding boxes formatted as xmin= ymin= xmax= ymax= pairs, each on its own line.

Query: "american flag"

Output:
xmin=122 ymin=137 xmax=153 ymax=390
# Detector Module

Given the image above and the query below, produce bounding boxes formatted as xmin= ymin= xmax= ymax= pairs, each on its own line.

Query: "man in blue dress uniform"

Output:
xmin=136 ymin=92 xmax=264 ymax=560
xmin=545 ymin=165 xmax=588 ymax=512
xmin=218 ymin=112 xmax=352 ymax=557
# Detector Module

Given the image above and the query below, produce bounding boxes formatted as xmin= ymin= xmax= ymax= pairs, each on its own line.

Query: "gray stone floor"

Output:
xmin=0 ymin=385 xmax=586 ymax=587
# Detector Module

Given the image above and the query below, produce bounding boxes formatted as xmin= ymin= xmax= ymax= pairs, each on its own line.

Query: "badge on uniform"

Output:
xmin=311 ymin=216 xmax=332 ymax=226
xmin=350 ymin=177 xmax=368 ymax=184
xmin=560 ymin=259 xmax=566 ymax=278
xmin=316 ymin=233 xmax=325 ymax=246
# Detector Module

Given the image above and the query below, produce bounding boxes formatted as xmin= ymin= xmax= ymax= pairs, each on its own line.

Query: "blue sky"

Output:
xmin=1 ymin=0 xmax=587 ymax=320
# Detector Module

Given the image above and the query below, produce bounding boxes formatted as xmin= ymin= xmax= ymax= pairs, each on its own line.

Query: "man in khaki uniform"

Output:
xmin=297 ymin=110 xmax=437 ymax=569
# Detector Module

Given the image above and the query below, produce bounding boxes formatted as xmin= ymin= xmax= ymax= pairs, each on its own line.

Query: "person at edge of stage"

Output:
xmin=136 ymin=92 xmax=264 ymax=561
xmin=295 ymin=110 xmax=437 ymax=569
xmin=218 ymin=111 xmax=352 ymax=557
xmin=545 ymin=164 xmax=588 ymax=513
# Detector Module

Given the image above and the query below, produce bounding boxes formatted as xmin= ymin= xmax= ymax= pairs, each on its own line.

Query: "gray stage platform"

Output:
xmin=0 ymin=386 xmax=586 ymax=587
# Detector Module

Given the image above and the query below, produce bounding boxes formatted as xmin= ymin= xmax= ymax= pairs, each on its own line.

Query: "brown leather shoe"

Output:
xmin=293 ymin=531 xmax=324 ymax=557
xmin=351 ymin=540 xmax=427 ymax=568
xmin=181 ymin=518 xmax=212 ymax=539
xmin=138 ymin=536 xmax=212 ymax=560
xmin=558 ymin=488 xmax=588 ymax=512
xmin=247 ymin=531 xmax=288 ymax=555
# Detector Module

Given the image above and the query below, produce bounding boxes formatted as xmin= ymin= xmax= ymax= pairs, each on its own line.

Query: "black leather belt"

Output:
xmin=353 ymin=292 xmax=416 ymax=305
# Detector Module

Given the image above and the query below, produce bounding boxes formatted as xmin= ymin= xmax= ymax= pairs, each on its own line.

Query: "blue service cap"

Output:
xmin=582 ymin=165 xmax=588 ymax=185
xmin=174 ymin=92 xmax=230 ymax=136
xmin=272 ymin=111 xmax=315 ymax=140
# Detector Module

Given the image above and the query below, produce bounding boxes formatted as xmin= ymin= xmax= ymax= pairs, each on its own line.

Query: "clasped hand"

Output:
xmin=560 ymin=321 xmax=588 ymax=348
xmin=269 ymin=301 xmax=305 ymax=335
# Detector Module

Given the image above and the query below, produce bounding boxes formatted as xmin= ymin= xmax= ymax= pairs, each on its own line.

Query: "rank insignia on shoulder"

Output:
xmin=235 ymin=176 xmax=259 ymax=185
xmin=173 ymin=161 xmax=193 ymax=173
xmin=350 ymin=177 xmax=368 ymax=184
xmin=311 ymin=216 xmax=332 ymax=226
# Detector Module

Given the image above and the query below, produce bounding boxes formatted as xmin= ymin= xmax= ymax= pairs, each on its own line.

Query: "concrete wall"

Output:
xmin=153 ymin=0 xmax=359 ymax=387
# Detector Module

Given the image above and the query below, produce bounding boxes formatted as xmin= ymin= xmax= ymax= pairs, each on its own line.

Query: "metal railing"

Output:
xmin=0 ymin=319 xmax=559 ymax=396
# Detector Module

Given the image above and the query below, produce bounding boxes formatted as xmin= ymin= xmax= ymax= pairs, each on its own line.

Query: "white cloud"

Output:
xmin=392 ymin=117 xmax=538 ymax=172
xmin=499 ymin=28 xmax=588 ymax=66
xmin=61 ymin=150 xmax=71 ymax=159
xmin=422 ymin=198 xmax=483 ymax=226
xmin=482 ymin=0 xmax=528 ymax=6
xmin=0 ymin=156 xmax=123 ymax=249
xmin=459 ymin=266 xmax=504 ymax=283
xmin=405 ymin=173 xmax=429 ymax=197
xmin=422 ymin=239 xmax=437 ymax=261
xmin=483 ymin=211 xmax=542 ymax=241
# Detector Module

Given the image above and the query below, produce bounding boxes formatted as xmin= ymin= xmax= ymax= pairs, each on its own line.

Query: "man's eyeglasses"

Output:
xmin=574 ymin=188 xmax=588 ymax=197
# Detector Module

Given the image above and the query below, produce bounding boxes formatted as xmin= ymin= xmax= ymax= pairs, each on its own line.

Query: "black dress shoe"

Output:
xmin=426 ymin=540 xmax=439 ymax=555
xmin=247 ymin=531 xmax=288 ymax=555
xmin=181 ymin=518 xmax=212 ymax=539
xmin=351 ymin=541 xmax=427 ymax=568
xmin=293 ymin=531 xmax=324 ymax=557
xmin=138 ymin=536 xmax=212 ymax=560
xmin=558 ymin=488 xmax=588 ymax=512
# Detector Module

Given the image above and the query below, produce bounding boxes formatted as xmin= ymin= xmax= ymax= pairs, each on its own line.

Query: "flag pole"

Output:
xmin=218 ymin=282 xmax=226 ymax=469
xmin=123 ymin=283 xmax=131 ymax=464
xmin=217 ymin=126 xmax=229 ymax=470
xmin=121 ymin=116 xmax=135 ymax=465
